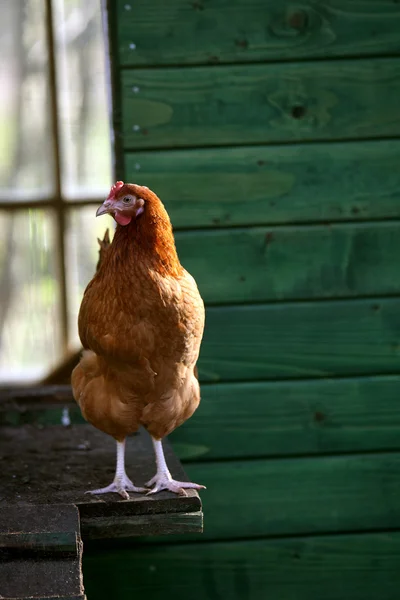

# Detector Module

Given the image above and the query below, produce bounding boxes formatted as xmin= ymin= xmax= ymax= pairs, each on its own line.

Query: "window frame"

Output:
xmin=1 ymin=0 xmax=110 ymax=367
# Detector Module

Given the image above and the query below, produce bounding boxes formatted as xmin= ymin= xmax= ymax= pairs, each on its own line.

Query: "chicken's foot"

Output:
xmin=86 ymin=439 xmax=147 ymax=499
xmin=146 ymin=438 xmax=206 ymax=496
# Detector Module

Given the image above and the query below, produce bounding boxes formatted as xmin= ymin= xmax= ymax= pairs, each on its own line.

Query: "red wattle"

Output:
xmin=114 ymin=211 xmax=132 ymax=226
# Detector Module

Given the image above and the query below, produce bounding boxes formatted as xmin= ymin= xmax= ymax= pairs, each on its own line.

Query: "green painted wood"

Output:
xmin=175 ymin=221 xmax=400 ymax=304
xmin=121 ymin=58 xmax=400 ymax=149
xmin=171 ymin=375 xmax=400 ymax=461
xmin=198 ymin=298 xmax=400 ymax=382
xmin=125 ymin=140 xmax=400 ymax=228
xmin=84 ymin=533 xmax=400 ymax=600
xmin=116 ymin=0 xmax=400 ymax=67
xmin=183 ymin=453 xmax=400 ymax=540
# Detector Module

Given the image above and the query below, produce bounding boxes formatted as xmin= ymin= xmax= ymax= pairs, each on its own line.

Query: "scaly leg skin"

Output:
xmin=86 ymin=439 xmax=148 ymax=500
xmin=146 ymin=438 xmax=206 ymax=496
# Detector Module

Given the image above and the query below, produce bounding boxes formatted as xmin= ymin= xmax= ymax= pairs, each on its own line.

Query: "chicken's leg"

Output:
xmin=146 ymin=437 xmax=206 ymax=496
xmin=87 ymin=439 xmax=147 ymax=499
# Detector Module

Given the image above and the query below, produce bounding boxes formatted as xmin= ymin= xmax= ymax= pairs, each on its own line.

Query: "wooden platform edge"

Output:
xmin=81 ymin=510 xmax=203 ymax=539
xmin=0 ymin=505 xmax=85 ymax=600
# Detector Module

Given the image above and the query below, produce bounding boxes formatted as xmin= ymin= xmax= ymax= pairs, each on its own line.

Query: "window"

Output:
xmin=0 ymin=0 xmax=113 ymax=382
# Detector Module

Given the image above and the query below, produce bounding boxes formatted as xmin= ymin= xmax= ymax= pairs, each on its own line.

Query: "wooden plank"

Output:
xmin=121 ymin=58 xmax=400 ymax=149
xmin=82 ymin=511 xmax=203 ymax=540
xmin=84 ymin=533 xmax=400 ymax=600
xmin=199 ymin=298 xmax=400 ymax=382
xmin=0 ymin=505 xmax=84 ymax=600
xmin=0 ymin=505 xmax=78 ymax=557
xmin=175 ymin=221 xmax=400 ymax=304
xmin=182 ymin=453 xmax=400 ymax=540
xmin=0 ymin=423 xmax=202 ymax=539
xmin=0 ymin=561 xmax=85 ymax=600
xmin=115 ymin=0 xmax=400 ymax=66
xmin=125 ymin=140 xmax=400 ymax=228
xmin=171 ymin=375 xmax=400 ymax=461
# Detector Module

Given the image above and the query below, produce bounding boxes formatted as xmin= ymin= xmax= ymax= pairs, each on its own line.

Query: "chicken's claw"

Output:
xmin=86 ymin=476 xmax=148 ymax=499
xmin=146 ymin=475 xmax=206 ymax=496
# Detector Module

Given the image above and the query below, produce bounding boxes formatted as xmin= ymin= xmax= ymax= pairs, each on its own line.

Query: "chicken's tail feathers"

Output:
xmin=96 ymin=228 xmax=112 ymax=272
xmin=71 ymin=350 xmax=101 ymax=410
xmin=97 ymin=228 xmax=111 ymax=249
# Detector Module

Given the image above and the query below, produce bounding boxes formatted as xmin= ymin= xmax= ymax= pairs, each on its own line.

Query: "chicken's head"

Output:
xmin=96 ymin=181 xmax=147 ymax=226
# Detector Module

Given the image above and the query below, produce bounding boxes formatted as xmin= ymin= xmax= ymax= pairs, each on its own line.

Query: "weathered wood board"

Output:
xmin=175 ymin=221 xmax=400 ymax=304
xmin=121 ymin=58 xmax=400 ymax=148
xmin=115 ymin=0 xmax=400 ymax=66
xmin=84 ymin=532 xmax=400 ymax=600
xmin=171 ymin=375 xmax=400 ymax=461
xmin=125 ymin=139 xmax=400 ymax=228
xmin=199 ymin=297 xmax=400 ymax=382
xmin=0 ymin=505 xmax=79 ymax=557
xmin=0 ymin=505 xmax=84 ymax=600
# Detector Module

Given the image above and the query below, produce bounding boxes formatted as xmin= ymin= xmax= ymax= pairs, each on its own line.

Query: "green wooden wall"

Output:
xmin=85 ymin=1 xmax=400 ymax=598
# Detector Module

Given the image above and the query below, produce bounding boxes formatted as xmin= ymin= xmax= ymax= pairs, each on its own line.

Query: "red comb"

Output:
xmin=107 ymin=181 xmax=124 ymax=200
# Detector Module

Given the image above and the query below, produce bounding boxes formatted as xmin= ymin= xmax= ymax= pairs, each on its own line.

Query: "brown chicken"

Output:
xmin=71 ymin=182 xmax=205 ymax=498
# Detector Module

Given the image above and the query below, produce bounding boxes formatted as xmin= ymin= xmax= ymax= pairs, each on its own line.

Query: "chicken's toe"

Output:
xmin=86 ymin=476 xmax=147 ymax=499
xmin=146 ymin=475 xmax=206 ymax=496
xmin=145 ymin=474 xmax=158 ymax=488
xmin=86 ymin=482 xmax=130 ymax=499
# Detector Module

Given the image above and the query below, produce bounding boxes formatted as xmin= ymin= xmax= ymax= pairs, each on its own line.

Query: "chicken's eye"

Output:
xmin=122 ymin=197 xmax=132 ymax=204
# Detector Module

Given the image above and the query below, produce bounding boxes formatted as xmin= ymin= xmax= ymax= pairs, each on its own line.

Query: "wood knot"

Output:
xmin=264 ymin=232 xmax=274 ymax=246
xmin=314 ymin=411 xmax=325 ymax=424
xmin=288 ymin=10 xmax=308 ymax=30
xmin=235 ymin=39 xmax=249 ymax=49
xmin=291 ymin=105 xmax=306 ymax=119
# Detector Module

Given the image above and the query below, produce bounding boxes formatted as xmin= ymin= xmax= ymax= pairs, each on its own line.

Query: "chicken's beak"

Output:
xmin=96 ymin=200 xmax=113 ymax=217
